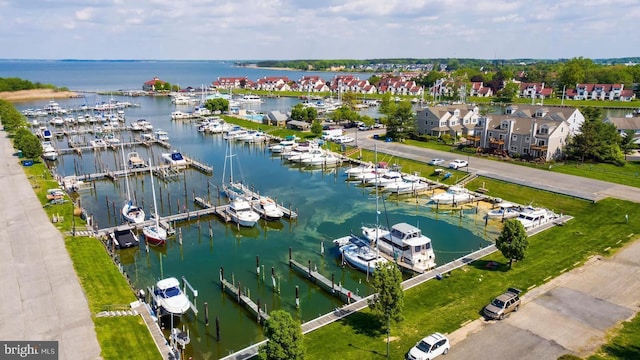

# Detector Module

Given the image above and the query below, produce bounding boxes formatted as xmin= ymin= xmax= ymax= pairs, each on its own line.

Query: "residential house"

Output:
xmin=573 ymin=83 xmax=625 ymax=100
xmin=377 ymin=76 xmax=421 ymax=96
xmin=604 ymin=116 xmax=640 ymax=143
xmin=143 ymin=77 xmax=168 ymax=92
xmin=211 ymin=77 xmax=254 ymax=90
xmin=470 ymin=82 xmax=493 ymax=97
xmin=473 ymin=115 xmax=570 ymax=161
xmin=468 ymin=105 xmax=584 ymax=161
xmin=415 ymin=104 xmax=480 ymax=139
xmin=518 ymin=82 xmax=553 ymax=99
xmin=254 ymin=76 xmax=291 ymax=92
xmin=287 ymin=120 xmax=311 ymax=131
xmin=265 ymin=111 xmax=289 ymax=127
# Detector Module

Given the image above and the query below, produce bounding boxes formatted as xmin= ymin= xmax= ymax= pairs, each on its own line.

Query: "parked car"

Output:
xmin=335 ymin=136 xmax=354 ymax=144
xmin=483 ymin=288 xmax=522 ymax=320
xmin=358 ymin=125 xmax=371 ymax=131
xmin=406 ymin=332 xmax=450 ymax=360
xmin=448 ymin=159 xmax=468 ymax=169
xmin=428 ymin=158 xmax=445 ymax=166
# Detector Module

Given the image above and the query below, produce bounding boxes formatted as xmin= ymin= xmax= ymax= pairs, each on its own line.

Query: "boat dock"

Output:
xmin=194 ymin=195 xmax=297 ymax=220
xmin=131 ymin=301 xmax=176 ymax=360
xmin=219 ymin=274 xmax=270 ymax=323
xmin=289 ymin=257 xmax=362 ymax=303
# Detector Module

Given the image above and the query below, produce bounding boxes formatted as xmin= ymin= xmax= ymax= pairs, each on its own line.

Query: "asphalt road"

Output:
xmin=0 ymin=132 xmax=101 ymax=360
xmin=351 ymin=128 xmax=640 ymax=203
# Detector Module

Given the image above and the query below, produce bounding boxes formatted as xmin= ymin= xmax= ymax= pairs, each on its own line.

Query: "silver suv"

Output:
xmin=483 ymin=288 xmax=521 ymax=320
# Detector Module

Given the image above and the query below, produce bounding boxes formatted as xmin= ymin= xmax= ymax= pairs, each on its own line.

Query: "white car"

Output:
xmin=428 ymin=158 xmax=445 ymax=166
xmin=335 ymin=136 xmax=354 ymax=144
xmin=407 ymin=332 xmax=450 ymax=360
xmin=448 ymin=159 xmax=468 ymax=169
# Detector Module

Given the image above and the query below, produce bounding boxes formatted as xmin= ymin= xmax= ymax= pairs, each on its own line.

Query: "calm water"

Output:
xmin=11 ymin=61 xmax=498 ymax=359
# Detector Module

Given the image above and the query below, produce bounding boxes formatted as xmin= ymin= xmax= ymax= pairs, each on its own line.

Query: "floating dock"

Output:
xmin=220 ymin=276 xmax=269 ymax=323
xmin=289 ymin=257 xmax=362 ymax=303
xmin=194 ymin=196 xmax=297 ymax=220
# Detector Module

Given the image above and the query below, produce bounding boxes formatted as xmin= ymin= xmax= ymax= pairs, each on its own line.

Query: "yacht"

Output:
xmin=252 ymin=196 xmax=284 ymax=221
xmin=225 ymin=198 xmax=260 ymax=227
xmin=339 ymin=235 xmax=388 ymax=274
xmin=162 ymin=150 xmax=188 ymax=167
xmin=155 ymin=129 xmax=170 ymax=141
xmin=383 ymin=174 xmax=429 ymax=194
xmin=515 ymin=206 xmax=556 ymax=230
xmin=375 ymin=222 xmax=436 ymax=273
xmin=238 ymin=94 xmax=263 ymax=103
xmin=429 ymin=186 xmax=474 ymax=204
xmin=41 ymin=141 xmax=58 ymax=161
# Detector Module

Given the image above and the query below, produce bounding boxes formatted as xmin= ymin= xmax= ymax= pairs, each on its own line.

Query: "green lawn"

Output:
xmin=22 ymin=161 xmax=161 ymax=360
xmin=588 ymin=312 xmax=640 ymax=360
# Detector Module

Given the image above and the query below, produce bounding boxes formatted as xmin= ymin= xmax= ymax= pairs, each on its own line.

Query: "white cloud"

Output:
xmin=0 ymin=0 xmax=637 ymax=59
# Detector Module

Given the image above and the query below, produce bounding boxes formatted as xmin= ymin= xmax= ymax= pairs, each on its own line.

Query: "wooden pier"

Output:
xmin=194 ymin=195 xmax=297 ymax=220
xmin=220 ymin=277 xmax=270 ymax=323
xmin=289 ymin=257 xmax=362 ymax=303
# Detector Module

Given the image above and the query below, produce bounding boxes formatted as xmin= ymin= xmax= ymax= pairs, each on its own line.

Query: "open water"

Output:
xmin=9 ymin=61 xmax=499 ymax=359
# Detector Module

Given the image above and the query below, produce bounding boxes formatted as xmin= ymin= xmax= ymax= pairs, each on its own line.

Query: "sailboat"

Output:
xmin=142 ymin=158 xmax=167 ymax=246
xmin=334 ymin=145 xmax=389 ymax=274
xmin=121 ymin=145 xmax=145 ymax=224
xmin=221 ymin=140 xmax=251 ymax=201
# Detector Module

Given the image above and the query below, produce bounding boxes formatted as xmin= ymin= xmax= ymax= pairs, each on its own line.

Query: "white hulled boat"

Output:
xmin=154 ymin=277 xmax=190 ymax=316
xmin=121 ymin=145 xmax=145 ymax=224
xmin=486 ymin=202 xmax=520 ymax=219
xmin=225 ymin=198 xmax=260 ymax=227
xmin=41 ymin=141 xmax=58 ymax=161
xmin=143 ymin=158 xmax=167 ymax=246
xmin=375 ymin=222 xmax=436 ymax=272
xmin=252 ymin=196 xmax=284 ymax=221
xmin=429 ymin=186 xmax=474 ymax=204
xmin=515 ymin=206 xmax=556 ymax=230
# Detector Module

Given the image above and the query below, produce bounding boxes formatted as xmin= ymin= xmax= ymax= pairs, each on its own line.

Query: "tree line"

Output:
xmin=0 ymin=77 xmax=68 ymax=92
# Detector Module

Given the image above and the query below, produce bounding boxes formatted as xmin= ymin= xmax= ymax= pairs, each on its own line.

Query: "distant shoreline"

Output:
xmin=0 ymin=89 xmax=79 ymax=102
xmin=240 ymin=64 xmax=299 ymax=72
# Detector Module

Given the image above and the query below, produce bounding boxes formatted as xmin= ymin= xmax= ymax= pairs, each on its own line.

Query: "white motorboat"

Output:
xmin=429 ymin=186 xmax=474 ymax=205
xmin=252 ymin=196 xmax=284 ymax=221
xmin=90 ymin=138 xmax=108 ymax=148
xmin=162 ymin=150 xmax=188 ymax=167
xmin=344 ymin=163 xmax=375 ymax=178
xmin=121 ymin=145 xmax=145 ymax=224
xmin=155 ymin=129 xmax=169 ymax=141
xmin=154 ymin=277 xmax=190 ymax=315
xmin=366 ymin=171 xmax=403 ymax=187
xmin=50 ymin=116 xmax=65 ymax=126
xmin=486 ymin=202 xmax=520 ymax=220
xmin=339 ymin=236 xmax=388 ymax=274
xmin=41 ymin=141 xmax=58 ymax=161
xmin=238 ymin=94 xmax=263 ymax=103
xmin=375 ymin=222 xmax=436 ymax=272
xmin=39 ymin=127 xmax=53 ymax=141
xmin=269 ymin=139 xmax=296 ymax=153
xmin=171 ymin=111 xmax=191 ymax=120
xmin=384 ymin=174 xmax=429 ymax=194
xmin=299 ymin=149 xmax=342 ymax=166
xmin=515 ymin=206 xmax=556 ymax=230
xmin=143 ymin=158 xmax=167 ymax=246
xmin=225 ymin=198 xmax=260 ymax=227
xmin=127 ymin=151 xmax=145 ymax=168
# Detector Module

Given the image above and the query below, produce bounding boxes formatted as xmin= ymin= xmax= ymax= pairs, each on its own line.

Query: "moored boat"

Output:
xmin=143 ymin=158 xmax=167 ymax=246
xmin=429 ymin=186 xmax=474 ymax=204
xmin=225 ymin=198 xmax=260 ymax=227
xmin=153 ymin=277 xmax=190 ymax=316
xmin=375 ymin=222 xmax=436 ymax=272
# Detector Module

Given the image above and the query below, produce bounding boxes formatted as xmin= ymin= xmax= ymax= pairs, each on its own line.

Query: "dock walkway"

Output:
xmin=132 ymin=301 xmax=175 ymax=360
xmin=220 ymin=278 xmax=270 ymax=323
xmin=289 ymin=258 xmax=362 ymax=303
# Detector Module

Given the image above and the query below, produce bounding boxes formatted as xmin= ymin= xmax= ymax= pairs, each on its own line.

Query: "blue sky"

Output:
xmin=1 ymin=0 xmax=638 ymax=60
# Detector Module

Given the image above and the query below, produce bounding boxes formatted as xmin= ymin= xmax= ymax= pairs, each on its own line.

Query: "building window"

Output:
xmin=510 ymin=146 xmax=518 ymax=152
xmin=488 ymin=131 xmax=493 ymax=137
xmin=523 ymin=148 xmax=529 ymax=154
xmin=525 ymin=136 xmax=530 ymax=142
xmin=512 ymin=135 xmax=518 ymax=141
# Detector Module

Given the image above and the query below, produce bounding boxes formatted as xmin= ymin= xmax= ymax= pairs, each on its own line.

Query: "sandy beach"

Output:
xmin=0 ymin=89 xmax=79 ymax=102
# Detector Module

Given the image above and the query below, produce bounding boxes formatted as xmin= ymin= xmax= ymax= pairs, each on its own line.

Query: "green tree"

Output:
xmin=496 ymin=82 xmax=520 ymax=103
xmin=290 ymin=103 xmax=307 ymax=121
xmin=204 ymin=98 xmax=229 ymax=113
xmin=20 ymin=133 xmax=43 ymax=159
xmin=258 ymin=310 xmax=304 ymax=360
xmin=304 ymin=106 xmax=318 ymax=122
xmin=385 ymin=100 xmax=415 ymax=141
xmin=0 ymin=99 xmax=27 ymax=131
xmin=565 ymin=107 xmax=625 ymax=165
xmin=377 ymin=93 xmax=397 ymax=126
xmin=495 ymin=219 xmax=529 ymax=269
xmin=13 ymin=127 xmax=33 ymax=150
xmin=310 ymin=120 xmax=323 ymax=136
xmin=341 ymin=92 xmax=357 ymax=110
xmin=620 ymin=129 xmax=636 ymax=160
xmin=368 ymin=263 xmax=404 ymax=326
xmin=367 ymin=74 xmax=381 ymax=87
xmin=328 ymin=105 xmax=359 ymax=125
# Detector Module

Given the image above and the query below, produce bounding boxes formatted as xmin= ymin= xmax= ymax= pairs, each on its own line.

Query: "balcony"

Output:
xmin=530 ymin=144 xmax=548 ymax=150
xmin=489 ymin=138 xmax=505 ymax=145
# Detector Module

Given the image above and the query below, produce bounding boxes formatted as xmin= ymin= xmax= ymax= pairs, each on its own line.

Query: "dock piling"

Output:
xmin=204 ymin=302 xmax=209 ymax=326
xmin=295 ymin=286 xmax=300 ymax=309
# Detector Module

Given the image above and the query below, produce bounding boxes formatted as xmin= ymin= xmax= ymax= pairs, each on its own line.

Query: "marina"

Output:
xmin=12 ymin=85 xmax=574 ymax=359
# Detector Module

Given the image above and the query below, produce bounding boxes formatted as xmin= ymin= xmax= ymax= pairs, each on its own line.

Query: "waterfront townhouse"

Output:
xmin=254 ymin=76 xmax=291 ymax=92
xmin=211 ymin=76 xmax=254 ymax=90
xmin=472 ymin=115 xmax=570 ymax=161
xmin=377 ymin=77 xmax=422 ymax=96
xmin=415 ymin=104 xmax=480 ymax=138
xmin=470 ymin=82 xmax=493 ymax=97
xmin=518 ymin=82 xmax=553 ymax=99
xmin=467 ymin=105 xmax=584 ymax=161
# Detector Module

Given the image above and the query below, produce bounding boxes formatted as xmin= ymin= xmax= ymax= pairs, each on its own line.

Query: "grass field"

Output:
xmin=23 ymin=161 xmax=161 ymax=360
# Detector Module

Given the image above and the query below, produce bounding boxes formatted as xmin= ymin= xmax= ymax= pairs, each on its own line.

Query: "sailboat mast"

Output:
xmin=121 ymin=144 xmax=131 ymax=201
xmin=149 ymin=158 xmax=159 ymax=229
